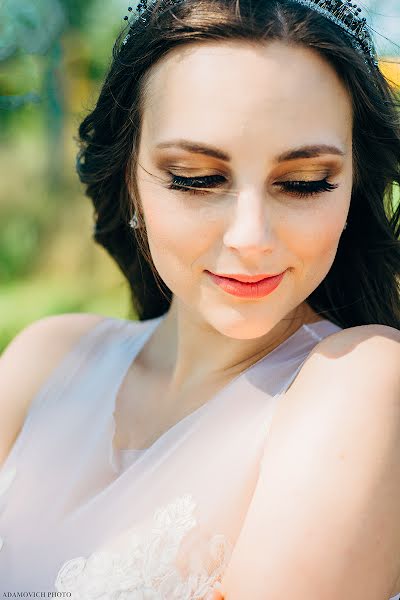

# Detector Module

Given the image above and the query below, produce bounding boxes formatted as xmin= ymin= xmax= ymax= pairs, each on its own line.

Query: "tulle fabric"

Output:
xmin=3 ymin=315 xmax=394 ymax=598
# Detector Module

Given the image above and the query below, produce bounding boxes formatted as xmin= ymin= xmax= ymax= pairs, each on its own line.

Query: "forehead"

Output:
xmin=141 ymin=40 xmax=352 ymax=153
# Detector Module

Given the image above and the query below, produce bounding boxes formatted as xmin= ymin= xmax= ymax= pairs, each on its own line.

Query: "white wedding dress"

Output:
xmin=0 ymin=314 xmax=398 ymax=599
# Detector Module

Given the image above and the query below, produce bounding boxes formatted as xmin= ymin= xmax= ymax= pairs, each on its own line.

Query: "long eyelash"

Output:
xmin=166 ymin=174 xmax=225 ymax=195
xmin=166 ymin=174 xmax=339 ymax=198
xmin=280 ymin=178 xmax=339 ymax=198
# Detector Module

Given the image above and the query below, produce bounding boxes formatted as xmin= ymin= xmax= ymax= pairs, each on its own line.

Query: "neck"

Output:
xmin=139 ymin=298 xmax=324 ymax=396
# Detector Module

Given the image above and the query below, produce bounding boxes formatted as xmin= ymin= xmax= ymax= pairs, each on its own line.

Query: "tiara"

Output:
xmin=289 ymin=0 xmax=377 ymax=66
xmin=122 ymin=0 xmax=378 ymax=67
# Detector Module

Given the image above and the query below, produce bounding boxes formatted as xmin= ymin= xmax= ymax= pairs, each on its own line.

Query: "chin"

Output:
xmin=203 ymin=310 xmax=282 ymax=340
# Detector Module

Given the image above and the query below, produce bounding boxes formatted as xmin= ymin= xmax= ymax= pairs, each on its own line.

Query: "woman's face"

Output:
xmin=133 ymin=40 xmax=353 ymax=337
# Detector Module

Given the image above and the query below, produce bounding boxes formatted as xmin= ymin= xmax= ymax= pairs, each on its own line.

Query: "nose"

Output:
xmin=223 ymin=186 xmax=276 ymax=255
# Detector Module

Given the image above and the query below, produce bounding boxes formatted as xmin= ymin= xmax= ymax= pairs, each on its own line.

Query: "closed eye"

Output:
xmin=166 ymin=173 xmax=339 ymax=198
xmin=166 ymin=174 xmax=226 ymax=196
xmin=276 ymin=178 xmax=339 ymax=198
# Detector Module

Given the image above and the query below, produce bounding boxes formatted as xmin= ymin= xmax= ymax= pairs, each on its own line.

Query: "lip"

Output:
xmin=209 ymin=272 xmax=284 ymax=283
xmin=206 ymin=270 xmax=287 ymax=299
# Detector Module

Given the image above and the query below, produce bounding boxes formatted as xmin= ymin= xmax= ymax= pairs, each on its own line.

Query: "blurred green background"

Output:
xmin=0 ymin=0 xmax=135 ymax=353
xmin=1 ymin=0 xmax=399 ymax=353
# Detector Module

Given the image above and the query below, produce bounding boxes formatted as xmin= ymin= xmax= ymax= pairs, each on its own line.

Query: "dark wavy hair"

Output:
xmin=77 ymin=0 xmax=400 ymax=328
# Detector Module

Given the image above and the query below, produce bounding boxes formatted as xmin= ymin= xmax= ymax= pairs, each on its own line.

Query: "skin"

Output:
xmin=128 ymin=39 xmax=353 ymax=405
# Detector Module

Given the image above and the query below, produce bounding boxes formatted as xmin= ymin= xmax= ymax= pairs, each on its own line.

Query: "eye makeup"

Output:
xmin=160 ymin=166 xmax=340 ymax=199
xmin=152 ymin=149 xmax=344 ymax=200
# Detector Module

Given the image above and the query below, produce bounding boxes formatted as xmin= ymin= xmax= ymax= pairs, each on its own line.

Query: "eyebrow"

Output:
xmin=155 ymin=140 xmax=346 ymax=162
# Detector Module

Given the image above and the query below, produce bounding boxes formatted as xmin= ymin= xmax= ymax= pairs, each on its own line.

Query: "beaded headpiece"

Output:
xmin=122 ymin=0 xmax=378 ymax=68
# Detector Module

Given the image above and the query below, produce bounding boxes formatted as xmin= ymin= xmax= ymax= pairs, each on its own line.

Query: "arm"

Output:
xmin=219 ymin=325 xmax=400 ymax=600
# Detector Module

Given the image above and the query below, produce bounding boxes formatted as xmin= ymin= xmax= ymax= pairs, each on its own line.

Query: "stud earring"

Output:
xmin=129 ymin=211 xmax=139 ymax=230
xmin=344 ymin=221 xmax=348 ymax=231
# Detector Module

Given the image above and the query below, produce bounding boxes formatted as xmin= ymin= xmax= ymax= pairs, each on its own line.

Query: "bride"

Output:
xmin=0 ymin=0 xmax=399 ymax=598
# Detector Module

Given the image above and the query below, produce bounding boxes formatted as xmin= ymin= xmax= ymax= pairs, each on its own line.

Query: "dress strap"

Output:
xmin=275 ymin=319 xmax=342 ymax=396
xmin=258 ymin=319 xmax=343 ymax=466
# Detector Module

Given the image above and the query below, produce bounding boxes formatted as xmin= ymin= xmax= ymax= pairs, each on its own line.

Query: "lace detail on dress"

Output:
xmin=54 ymin=494 xmax=233 ymax=599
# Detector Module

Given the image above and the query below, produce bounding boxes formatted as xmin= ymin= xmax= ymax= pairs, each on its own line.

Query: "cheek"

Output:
xmin=291 ymin=218 xmax=341 ymax=260
xmin=143 ymin=192 xmax=215 ymax=280
xmin=282 ymin=201 xmax=347 ymax=290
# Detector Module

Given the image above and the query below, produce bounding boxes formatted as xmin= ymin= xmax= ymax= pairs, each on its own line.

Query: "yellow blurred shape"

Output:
xmin=379 ymin=57 xmax=400 ymax=89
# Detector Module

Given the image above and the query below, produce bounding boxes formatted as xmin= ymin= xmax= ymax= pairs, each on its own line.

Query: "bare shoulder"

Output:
xmin=0 ymin=312 xmax=113 ymax=468
xmin=266 ymin=323 xmax=400 ymax=438
xmin=315 ymin=323 xmax=400 ymax=352
xmin=310 ymin=323 xmax=399 ymax=382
